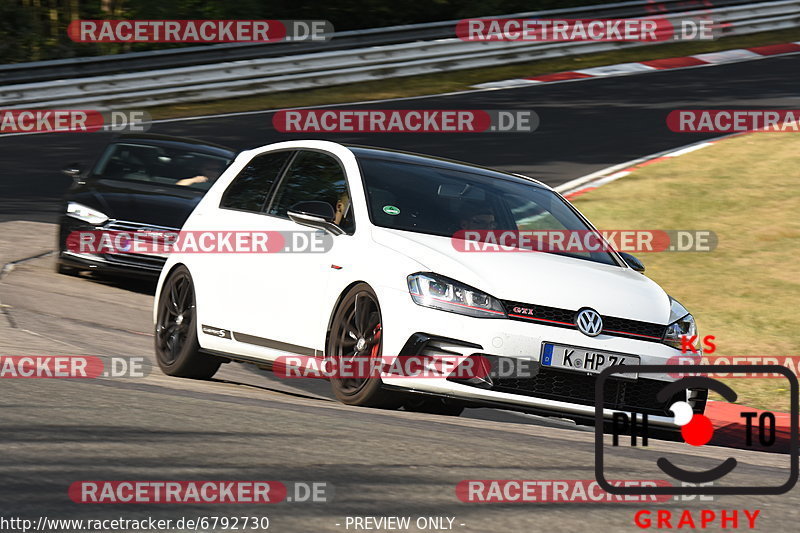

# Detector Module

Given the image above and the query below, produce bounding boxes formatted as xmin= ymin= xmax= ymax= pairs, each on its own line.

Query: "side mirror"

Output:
xmin=62 ymin=163 xmax=85 ymax=184
xmin=287 ymin=201 xmax=344 ymax=236
xmin=619 ymin=252 xmax=645 ymax=272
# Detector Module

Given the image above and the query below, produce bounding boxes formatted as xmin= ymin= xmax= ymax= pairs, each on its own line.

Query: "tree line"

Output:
xmin=0 ymin=0 xmax=602 ymax=64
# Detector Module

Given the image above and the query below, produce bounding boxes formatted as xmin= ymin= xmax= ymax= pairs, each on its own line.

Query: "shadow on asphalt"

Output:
xmin=74 ymin=271 xmax=159 ymax=295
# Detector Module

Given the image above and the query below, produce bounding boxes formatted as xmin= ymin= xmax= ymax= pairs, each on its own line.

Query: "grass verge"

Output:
xmin=149 ymin=28 xmax=800 ymax=120
xmin=570 ymin=131 xmax=800 ymax=412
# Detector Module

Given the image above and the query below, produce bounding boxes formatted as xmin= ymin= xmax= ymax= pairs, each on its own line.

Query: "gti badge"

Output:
xmin=575 ymin=308 xmax=603 ymax=337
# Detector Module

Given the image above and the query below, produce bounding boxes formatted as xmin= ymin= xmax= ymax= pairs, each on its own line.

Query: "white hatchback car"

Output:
xmin=154 ymin=140 xmax=705 ymax=427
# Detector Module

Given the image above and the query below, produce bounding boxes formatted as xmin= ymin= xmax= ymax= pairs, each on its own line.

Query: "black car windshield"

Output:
xmin=357 ymin=155 xmax=618 ymax=266
xmin=91 ymin=142 xmax=232 ymax=190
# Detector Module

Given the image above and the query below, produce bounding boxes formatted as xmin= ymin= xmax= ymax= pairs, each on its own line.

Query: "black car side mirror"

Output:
xmin=287 ymin=201 xmax=344 ymax=236
xmin=62 ymin=163 xmax=85 ymax=184
xmin=619 ymin=252 xmax=645 ymax=272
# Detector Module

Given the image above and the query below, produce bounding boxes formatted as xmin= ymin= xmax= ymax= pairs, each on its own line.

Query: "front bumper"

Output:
xmin=57 ymin=216 xmax=171 ymax=278
xmin=377 ymin=286 xmax=705 ymax=427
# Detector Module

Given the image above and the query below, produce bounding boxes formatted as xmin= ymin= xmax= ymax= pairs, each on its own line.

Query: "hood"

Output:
xmin=67 ymin=178 xmax=205 ymax=229
xmin=371 ymin=227 xmax=671 ymax=324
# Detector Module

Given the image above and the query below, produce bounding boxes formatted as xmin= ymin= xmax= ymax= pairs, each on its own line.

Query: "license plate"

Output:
xmin=540 ymin=343 xmax=639 ymax=378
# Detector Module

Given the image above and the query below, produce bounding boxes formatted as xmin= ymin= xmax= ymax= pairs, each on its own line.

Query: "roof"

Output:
xmin=114 ymin=133 xmax=236 ymax=157
xmin=345 ymin=144 xmax=547 ymax=188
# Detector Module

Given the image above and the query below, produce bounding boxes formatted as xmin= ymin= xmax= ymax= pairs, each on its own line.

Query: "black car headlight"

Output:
xmin=66 ymin=202 xmax=108 ymax=225
xmin=407 ymin=273 xmax=506 ymax=318
xmin=662 ymin=297 xmax=698 ymax=350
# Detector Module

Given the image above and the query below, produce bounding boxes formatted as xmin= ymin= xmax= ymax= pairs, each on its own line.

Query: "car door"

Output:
xmin=224 ymin=149 xmax=353 ymax=359
xmin=191 ymin=149 xmax=295 ymax=355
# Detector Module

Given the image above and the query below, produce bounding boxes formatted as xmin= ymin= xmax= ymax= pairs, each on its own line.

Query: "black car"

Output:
xmin=57 ymin=134 xmax=236 ymax=278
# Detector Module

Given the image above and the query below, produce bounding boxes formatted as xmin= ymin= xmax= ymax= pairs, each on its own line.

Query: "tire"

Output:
xmin=404 ymin=396 xmax=465 ymax=417
xmin=327 ymin=283 xmax=404 ymax=408
xmin=154 ymin=265 xmax=222 ymax=379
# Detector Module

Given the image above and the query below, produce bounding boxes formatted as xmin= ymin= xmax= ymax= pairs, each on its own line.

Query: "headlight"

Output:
xmin=407 ymin=273 xmax=506 ymax=318
xmin=66 ymin=202 xmax=108 ymax=225
xmin=662 ymin=297 xmax=698 ymax=350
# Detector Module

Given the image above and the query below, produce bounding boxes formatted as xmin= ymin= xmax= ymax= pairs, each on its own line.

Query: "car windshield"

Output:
xmin=91 ymin=142 xmax=232 ymax=190
xmin=356 ymin=155 xmax=618 ymax=265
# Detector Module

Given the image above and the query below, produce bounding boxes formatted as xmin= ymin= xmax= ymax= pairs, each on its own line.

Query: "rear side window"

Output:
xmin=220 ymin=151 xmax=293 ymax=212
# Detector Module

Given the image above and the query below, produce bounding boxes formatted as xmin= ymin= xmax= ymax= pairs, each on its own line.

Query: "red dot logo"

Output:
xmin=681 ymin=414 xmax=714 ymax=446
xmin=670 ymin=401 xmax=715 ymax=446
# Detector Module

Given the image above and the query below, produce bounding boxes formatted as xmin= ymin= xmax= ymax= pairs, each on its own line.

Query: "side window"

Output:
xmin=91 ymin=143 xmax=161 ymax=182
xmin=220 ymin=151 xmax=293 ymax=212
xmin=268 ymin=150 xmax=354 ymax=233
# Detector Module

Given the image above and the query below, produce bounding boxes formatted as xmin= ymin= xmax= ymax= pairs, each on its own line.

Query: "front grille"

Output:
xmin=491 ymin=367 xmax=680 ymax=417
xmin=602 ymin=316 xmax=665 ymax=340
xmin=448 ymin=354 xmax=692 ymax=417
xmin=502 ymin=299 xmax=666 ymax=342
xmin=104 ymin=220 xmax=178 ymax=233
xmin=99 ymin=220 xmax=176 ymax=271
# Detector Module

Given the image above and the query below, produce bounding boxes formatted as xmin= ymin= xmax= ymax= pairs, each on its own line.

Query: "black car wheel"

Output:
xmin=155 ymin=265 xmax=222 ymax=379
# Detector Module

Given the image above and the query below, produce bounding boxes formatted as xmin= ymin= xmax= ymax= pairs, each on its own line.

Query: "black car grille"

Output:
xmin=104 ymin=220 xmax=178 ymax=234
xmin=502 ymin=300 xmax=667 ymax=342
xmin=99 ymin=220 xmax=175 ymax=271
